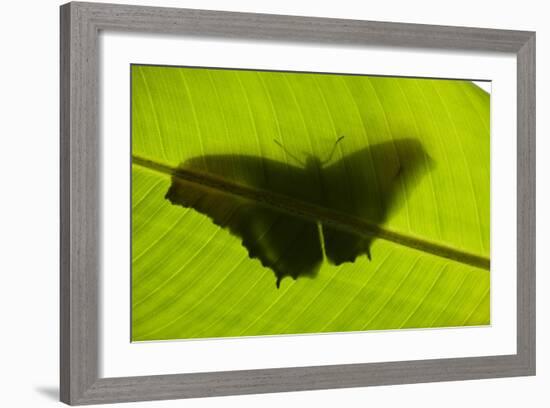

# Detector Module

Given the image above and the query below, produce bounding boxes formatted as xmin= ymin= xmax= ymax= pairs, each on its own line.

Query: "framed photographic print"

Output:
xmin=60 ymin=1 xmax=535 ymax=405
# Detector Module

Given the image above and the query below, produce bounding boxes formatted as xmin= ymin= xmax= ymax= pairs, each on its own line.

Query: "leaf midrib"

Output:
xmin=132 ymin=155 xmax=490 ymax=271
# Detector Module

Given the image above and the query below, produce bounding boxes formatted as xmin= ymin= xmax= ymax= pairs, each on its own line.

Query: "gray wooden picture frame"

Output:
xmin=60 ymin=1 xmax=536 ymax=405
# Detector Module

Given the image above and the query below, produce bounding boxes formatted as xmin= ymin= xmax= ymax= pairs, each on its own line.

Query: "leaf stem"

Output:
xmin=132 ymin=155 xmax=490 ymax=271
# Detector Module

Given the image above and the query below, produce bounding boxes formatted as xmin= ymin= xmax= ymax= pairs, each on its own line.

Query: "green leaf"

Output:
xmin=131 ymin=65 xmax=490 ymax=341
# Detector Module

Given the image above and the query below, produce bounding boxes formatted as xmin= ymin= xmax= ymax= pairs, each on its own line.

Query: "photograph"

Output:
xmin=0 ymin=0 xmax=542 ymax=406
xmin=131 ymin=65 xmax=491 ymax=341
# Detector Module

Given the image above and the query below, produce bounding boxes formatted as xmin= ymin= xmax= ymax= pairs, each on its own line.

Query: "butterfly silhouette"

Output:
xmin=165 ymin=137 xmax=433 ymax=287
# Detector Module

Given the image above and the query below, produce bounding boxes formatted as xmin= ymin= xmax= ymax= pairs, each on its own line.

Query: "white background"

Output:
xmin=0 ymin=0 xmax=546 ymax=407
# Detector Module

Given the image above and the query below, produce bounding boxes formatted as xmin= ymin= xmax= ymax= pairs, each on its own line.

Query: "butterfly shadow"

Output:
xmin=165 ymin=138 xmax=434 ymax=287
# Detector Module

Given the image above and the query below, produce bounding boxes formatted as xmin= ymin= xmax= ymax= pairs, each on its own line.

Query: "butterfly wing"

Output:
xmin=320 ymin=138 xmax=432 ymax=265
xmin=165 ymin=155 xmax=323 ymax=287
xmin=184 ymin=154 xmax=325 ymax=204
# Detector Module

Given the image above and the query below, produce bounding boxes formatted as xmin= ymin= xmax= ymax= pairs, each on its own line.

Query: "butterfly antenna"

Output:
xmin=273 ymin=139 xmax=305 ymax=166
xmin=322 ymin=135 xmax=345 ymax=164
